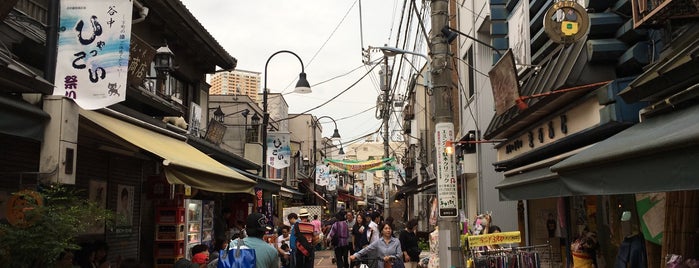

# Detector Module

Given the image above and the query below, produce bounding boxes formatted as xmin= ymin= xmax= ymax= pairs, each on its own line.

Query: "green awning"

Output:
xmin=551 ymin=104 xmax=699 ymax=195
xmin=495 ymin=166 xmax=570 ymax=201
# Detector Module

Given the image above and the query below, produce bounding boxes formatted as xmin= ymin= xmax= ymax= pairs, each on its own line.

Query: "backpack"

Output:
xmin=296 ymin=222 xmax=315 ymax=256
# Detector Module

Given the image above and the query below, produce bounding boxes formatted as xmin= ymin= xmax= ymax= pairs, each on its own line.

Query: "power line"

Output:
xmin=283 ymin=60 xmax=382 ymax=122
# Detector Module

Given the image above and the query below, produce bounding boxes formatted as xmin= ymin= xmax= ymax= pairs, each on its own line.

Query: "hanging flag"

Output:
xmin=54 ymin=0 xmax=133 ymax=109
xmin=267 ymin=132 xmax=291 ymax=169
xmin=315 ymin=164 xmax=330 ymax=186
xmin=327 ymin=174 xmax=337 ymax=191
xmin=325 ymin=157 xmax=396 ymax=172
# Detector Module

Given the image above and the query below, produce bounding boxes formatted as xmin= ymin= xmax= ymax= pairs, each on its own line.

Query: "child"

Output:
xmin=280 ymin=243 xmax=291 ymax=268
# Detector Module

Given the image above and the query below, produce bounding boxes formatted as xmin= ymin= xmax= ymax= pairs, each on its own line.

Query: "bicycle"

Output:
xmin=356 ymin=257 xmax=381 ymax=268
xmin=356 ymin=256 xmax=402 ymax=268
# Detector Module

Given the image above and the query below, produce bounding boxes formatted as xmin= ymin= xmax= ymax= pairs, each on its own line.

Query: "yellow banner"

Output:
xmin=467 ymin=231 xmax=521 ymax=248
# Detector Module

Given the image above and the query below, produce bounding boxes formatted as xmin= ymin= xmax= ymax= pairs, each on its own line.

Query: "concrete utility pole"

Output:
xmin=380 ymin=56 xmax=391 ymax=218
xmin=431 ymin=0 xmax=462 ymax=267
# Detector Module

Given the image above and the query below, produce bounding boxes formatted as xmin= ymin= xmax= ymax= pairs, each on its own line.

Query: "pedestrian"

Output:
xmin=287 ymin=212 xmax=299 ymax=268
xmin=349 ymin=223 xmax=402 ymax=268
xmin=327 ymin=210 xmax=350 ymax=268
xmin=311 ymin=214 xmax=323 ymax=250
xmin=367 ymin=212 xmax=380 ymax=244
xmin=214 ymin=207 xmax=231 ymax=241
xmin=351 ymin=213 xmax=370 ymax=267
xmin=277 ymin=225 xmax=291 ymax=267
xmin=345 ymin=211 xmax=356 ymax=259
xmin=230 ymin=213 xmax=280 ymax=267
xmin=399 ymin=219 xmax=420 ymax=268
xmin=294 ymin=208 xmax=315 ymax=268
xmin=206 ymin=238 xmax=229 ymax=268
xmin=190 ymin=244 xmax=209 ymax=266
xmin=174 ymin=244 xmax=208 ymax=268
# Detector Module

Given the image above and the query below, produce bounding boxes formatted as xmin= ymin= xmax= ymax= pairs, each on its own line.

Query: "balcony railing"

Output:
xmin=632 ymin=0 xmax=699 ymax=28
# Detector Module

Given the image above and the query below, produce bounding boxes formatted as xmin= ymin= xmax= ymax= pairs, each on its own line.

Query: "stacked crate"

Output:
xmin=154 ymin=205 xmax=186 ymax=268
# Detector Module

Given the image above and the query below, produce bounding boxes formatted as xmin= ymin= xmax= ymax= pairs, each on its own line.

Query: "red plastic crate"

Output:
xmin=155 ymin=224 xmax=185 ymax=241
xmin=156 ymin=207 xmax=185 ymax=224
xmin=155 ymin=240 xmax=185 ymax=257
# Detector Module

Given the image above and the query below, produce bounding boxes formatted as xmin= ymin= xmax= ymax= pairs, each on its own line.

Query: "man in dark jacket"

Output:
xmin=294 ymin=208 xmax=315 ymax=268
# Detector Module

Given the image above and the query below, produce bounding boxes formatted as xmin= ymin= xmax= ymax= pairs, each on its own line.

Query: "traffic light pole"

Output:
xmin=431 ymin=0 xmax=463 ymax=267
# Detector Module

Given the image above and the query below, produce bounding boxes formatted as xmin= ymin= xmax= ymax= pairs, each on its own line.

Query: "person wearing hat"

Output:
xmin=230 ymin=213 xmax=280 ymax=267
xmin=294 ymin=208 xmax=315 ymax=268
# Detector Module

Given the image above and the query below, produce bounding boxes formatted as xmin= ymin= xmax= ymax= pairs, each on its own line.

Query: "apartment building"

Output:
xmin=209 ymin=69 xmax=261 ymax=102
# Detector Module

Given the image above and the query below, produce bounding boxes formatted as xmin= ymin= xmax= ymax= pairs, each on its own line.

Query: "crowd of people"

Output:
xmin=174 ymin=208 xmax=423 ymax=268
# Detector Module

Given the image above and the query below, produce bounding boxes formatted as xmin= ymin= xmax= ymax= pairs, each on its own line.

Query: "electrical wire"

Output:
xmin=281 ymin=0 xmax=358 ymax=93
xmin=282 ymin=60 xmax=382 ymax=121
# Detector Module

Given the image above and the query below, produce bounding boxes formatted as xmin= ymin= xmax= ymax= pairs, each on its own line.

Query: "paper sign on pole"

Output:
xmin=435 ymin=122 xmax=458 ymax=217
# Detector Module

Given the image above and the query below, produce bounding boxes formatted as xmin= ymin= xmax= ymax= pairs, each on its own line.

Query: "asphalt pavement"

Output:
xmin=314 ymin=249 xmax=337 ymax=268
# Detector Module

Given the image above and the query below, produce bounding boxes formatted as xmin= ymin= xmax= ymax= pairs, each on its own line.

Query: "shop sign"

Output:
xmin=467 ymin=231 xmax=522 ymax=248
xmin=543 ymin=0 xmax=590 ymax=44
xmin=434 ymin=122 xmax=458 ymax=217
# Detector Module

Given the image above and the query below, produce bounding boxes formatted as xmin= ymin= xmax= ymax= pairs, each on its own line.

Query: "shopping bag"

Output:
xmin=390 ymin=258 xmax=405 ymax=268
xmin=218 ymin=238 xmax=256 ymax=268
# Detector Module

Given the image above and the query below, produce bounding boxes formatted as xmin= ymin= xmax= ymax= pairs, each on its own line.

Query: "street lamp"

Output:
xmin=310 ymin=115 xmax=342 ymax=212
xmin=262 ymin=50 xmax=311 ymax=178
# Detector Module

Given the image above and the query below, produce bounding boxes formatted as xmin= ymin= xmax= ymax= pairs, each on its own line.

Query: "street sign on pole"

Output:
xmin=435 ymin=122 xmax=458 ymax=217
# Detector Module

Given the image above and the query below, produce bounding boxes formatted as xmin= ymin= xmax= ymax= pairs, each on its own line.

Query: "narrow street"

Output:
xmin=313 ymin=250 xmax=337 ymax=268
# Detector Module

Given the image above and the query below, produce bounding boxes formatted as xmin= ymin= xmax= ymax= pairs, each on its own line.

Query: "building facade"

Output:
xmin=209 ymin=69 xmax=261 ymax=103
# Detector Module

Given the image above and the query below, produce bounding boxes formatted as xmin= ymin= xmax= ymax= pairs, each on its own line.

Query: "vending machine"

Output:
xmin=184 ymin=199 xmax=215 ymax=258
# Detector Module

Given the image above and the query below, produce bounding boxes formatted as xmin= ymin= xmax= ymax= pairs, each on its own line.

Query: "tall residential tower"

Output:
xmin=210 ymin=69 xmax=261 ymax=102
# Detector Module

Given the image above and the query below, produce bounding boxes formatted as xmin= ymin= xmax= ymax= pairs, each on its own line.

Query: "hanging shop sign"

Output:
xmin=543 ymin=0 xmax=590 ymax=44
xmin=467 ymin=231 xmax=522 ymax=248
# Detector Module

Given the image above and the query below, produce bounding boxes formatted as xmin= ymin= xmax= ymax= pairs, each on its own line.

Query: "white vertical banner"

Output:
xmin=435 ymin=122 xmax=458 ymax=217
xmin=315 ymin=164 xmax=329 ymax=186
xmin=54 ymin=0 xmax=133 ymax=109
xmin=354 ymin=181 xmax=363 ymax=196
xmin=327 ymin=174 xmax=337 ymax=191
xmin=266 ymin=131 xmax=291 ymax=169
xmin=365 ymin=173 xmax=374 ymax=197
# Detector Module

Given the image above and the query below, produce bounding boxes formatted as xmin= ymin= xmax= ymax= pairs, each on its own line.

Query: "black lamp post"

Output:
xmin=262 ymin=50 xmax=311 ymax=178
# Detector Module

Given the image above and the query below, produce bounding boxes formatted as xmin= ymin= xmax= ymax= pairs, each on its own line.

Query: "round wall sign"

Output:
xmin=543 ymin=1 xmax=590 ymax=44
xmin=6 ymin=189 xmax=44 ymax=227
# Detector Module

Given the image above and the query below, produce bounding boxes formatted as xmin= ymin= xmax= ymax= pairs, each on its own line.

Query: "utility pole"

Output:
xmin=431 ymin=0 xmax=462 ymax=267
xmin=380 ymin=56 xmax=391 ymax=219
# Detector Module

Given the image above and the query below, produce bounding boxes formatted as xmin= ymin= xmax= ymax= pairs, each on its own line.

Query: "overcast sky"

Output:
xmin=179 ymin=0 xmax=405 ymax=146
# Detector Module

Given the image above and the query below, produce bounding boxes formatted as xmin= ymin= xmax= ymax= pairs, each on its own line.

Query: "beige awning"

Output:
xmin=80 ymin=109 xmax=255 ymax=193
